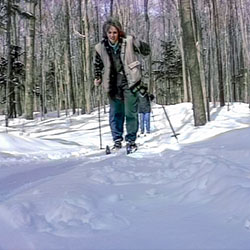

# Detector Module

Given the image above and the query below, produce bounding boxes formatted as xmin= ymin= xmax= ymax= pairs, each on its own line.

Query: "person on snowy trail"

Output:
xmin=138 ymin=85 xmax=154 ymax=136
xmin=94 ymin=17 xmax=150 ymax=152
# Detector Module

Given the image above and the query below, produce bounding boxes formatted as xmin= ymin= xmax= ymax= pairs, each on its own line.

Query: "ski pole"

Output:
xmin=150 ymin=102 xmax=155 ymax=133
xmin=151 ymin=103 xmax=155 ymax=123
xmin=162 ymin=105 xmax=180 ymax=142
xmin=97 ymin=87 xmax=103 ymax=149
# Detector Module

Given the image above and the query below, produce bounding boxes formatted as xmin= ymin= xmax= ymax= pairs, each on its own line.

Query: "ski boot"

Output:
xmin=126 ymin=141 xmax=137 ymax=154
xmin=111 ymin=139 xmax=122 ymax=150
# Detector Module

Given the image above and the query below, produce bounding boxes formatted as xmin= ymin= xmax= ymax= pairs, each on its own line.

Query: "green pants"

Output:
xmin=109 ymin=89 xmax=138 ymax=142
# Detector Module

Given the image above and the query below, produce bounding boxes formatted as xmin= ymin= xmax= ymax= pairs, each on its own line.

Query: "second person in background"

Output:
xmin=138 ymin=85 xmax=154 ymax=136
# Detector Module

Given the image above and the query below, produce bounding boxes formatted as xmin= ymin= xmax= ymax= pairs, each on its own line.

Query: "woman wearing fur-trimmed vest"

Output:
xmin=94 ymin=17 xmax=150 ymax=151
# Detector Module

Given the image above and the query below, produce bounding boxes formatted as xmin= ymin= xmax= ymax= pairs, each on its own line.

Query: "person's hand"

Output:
xmin=94 ymin=78 xmax=102 ymax=86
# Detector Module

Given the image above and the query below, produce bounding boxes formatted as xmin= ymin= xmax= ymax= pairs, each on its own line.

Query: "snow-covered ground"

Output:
xmin=0 ymin=102 xmax=250 ymax=250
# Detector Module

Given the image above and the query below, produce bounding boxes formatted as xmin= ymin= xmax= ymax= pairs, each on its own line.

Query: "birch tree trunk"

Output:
xmin=179 ymin=0 xmax=206 ymax=126
xmin=39 ymin=0 xmax=45 ymax=119
xmin=25 ymin=1 xmax=37 ymax=120
xmin=83 ymin=0 xmax=92 ymax=114
xmin=78 ymin=0 xmax=87 ymax=114
xmin=93 ymin=0 xmax=100 ymax=43
xmin=65 ymin=0 xmax=76 ymax=114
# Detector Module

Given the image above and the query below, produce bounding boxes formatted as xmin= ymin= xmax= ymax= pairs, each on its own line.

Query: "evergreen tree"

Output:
xmin=153 ymin=41 xmax=182 ymax=104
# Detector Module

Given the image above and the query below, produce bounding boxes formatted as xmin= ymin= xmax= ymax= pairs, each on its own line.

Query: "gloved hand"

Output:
xmin=149 ymin=94 xmax=155 ymax=101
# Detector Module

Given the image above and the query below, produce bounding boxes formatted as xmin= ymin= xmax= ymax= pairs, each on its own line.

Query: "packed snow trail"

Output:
xmin=0 ymin=159 xmax=85 ymax=202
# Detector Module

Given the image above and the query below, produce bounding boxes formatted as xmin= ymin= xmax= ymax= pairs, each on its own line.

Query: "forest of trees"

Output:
xmin=0 ymin=0 xmax=249 ymax=127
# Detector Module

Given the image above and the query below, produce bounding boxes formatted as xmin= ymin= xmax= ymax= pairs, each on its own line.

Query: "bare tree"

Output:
xmin=178 ymin=0 xmax=206 ymax=126
xmin=64 ymin=0 xmax=76 ymax=114
xmin=144 ymin=0 xmax=153 ymax=93
xmin=211 ymin=0 xmax=225 ymax=107
xmin=110 ymin=0 xmax=114 ymax=16
xmin=5 ymin=0 xmax=12 ymax=126
xmin=38 ymin=0 xmax=45 ymax=119
xmin=238 ymin=0 xmax=250 ymax=106
xmin=83 ymin=0 xmax=93 ymax=114
xmin=78 ymin=0 xmax=87 ymax=114
xmin=25 ymin=0 xmax=37 ymax=119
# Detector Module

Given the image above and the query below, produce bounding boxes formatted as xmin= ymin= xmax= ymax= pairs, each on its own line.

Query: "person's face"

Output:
xmin=107 ymin=26 xmax=119 ymax=44
xmin=139 ymin=87 xmax=147 ymax=95
xmin=141 ymin=89 xmax=146 ymax=95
